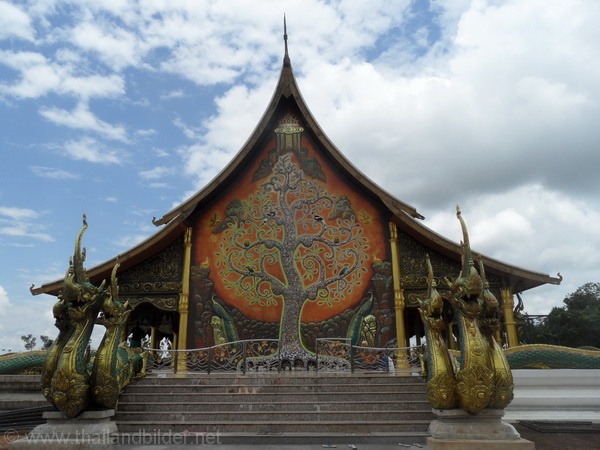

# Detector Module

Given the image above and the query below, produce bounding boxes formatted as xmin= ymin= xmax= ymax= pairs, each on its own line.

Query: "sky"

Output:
xmin=1 ymin=0 xmax=599 ymax=352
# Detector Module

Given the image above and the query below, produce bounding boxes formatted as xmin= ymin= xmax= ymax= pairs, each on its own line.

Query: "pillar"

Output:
xmin=150 ymin=326 xmax=158 ymax=349
xmin=177 ymin=227 xmax=193 ymax=372
xmin=501 ymin=287 xmax=519 ymax=348
xmin=389 ymin=222 xmax=410 ymax=369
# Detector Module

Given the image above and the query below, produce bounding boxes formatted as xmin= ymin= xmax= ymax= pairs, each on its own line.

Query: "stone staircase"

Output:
xmin=115 ymin=371 xmax=433 ymax=444
xmin=0 ymin=375 xmax=52 ymax=432
xmin=0 ymin=375 xmax=46 ymax=412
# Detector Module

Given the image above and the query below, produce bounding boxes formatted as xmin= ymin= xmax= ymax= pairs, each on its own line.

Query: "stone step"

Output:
xmin=115 ymin=371 xmax=433 ymax=436
xmin=115 ymin=409 xmax=434 ymax=423
xmin=117 ymin=399 xmax=430 ymax=412
xmin=119 ymin=390 xmax=428 ymax=403
xmin=0 ymin=393 xmax=48 ymax=411
xmin=138 ymin=373 xmax=425 ymax=386
xmin=116 ymin=419 xmax=432 ymax=434
xmin=0 ymin=375 xmax=42 ymax=391
xmin=124 ymin=382 xmax=427 ymax=394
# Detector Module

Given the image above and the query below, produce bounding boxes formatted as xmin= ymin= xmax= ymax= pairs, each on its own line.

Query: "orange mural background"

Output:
xmin=192 ymin=124 xmax=388 ymax=323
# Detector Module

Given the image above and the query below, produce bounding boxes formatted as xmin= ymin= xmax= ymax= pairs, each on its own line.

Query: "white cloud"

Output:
xmin=0 ymin=50 xmax=124 ymax=100
xmin=159 ymin=89 xmax=184 ymax=100
xmin=135 ymin=128 xmax=157 ymax=137
xmin=62 ymin=137 xmax=123 ymax=164
xmin=0 ymin=51 xmax=62 ymax=98
xmin=60 ymin=74 xmax=125 ymax=100
xmin=71 ymin=21 xmax=140 ymax=71
xmin=0 ymin=207 xmax=53 ymax=242
xmin=0 ymin=206 xmax=39 ymax=221
xmin=0 ymin=1 xmax=35 ymax=41
xmin=138 ymin=166 xmax=173 ymax=180
xmin=0 ymin=286 xmax=11 ymax=316
xmin=30 ymin=166 xmax=80 ymax=180
xmin=40 ymin=102 xmax=129 ymax=142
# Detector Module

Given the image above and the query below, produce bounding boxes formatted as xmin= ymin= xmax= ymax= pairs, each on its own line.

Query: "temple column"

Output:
xmin=177 ymin=227 xmax=193 ymax=372
xmin=389 ymin=222 xmax=410 ymax=370
xmin=501 ymin=288 xmax=519 ymax=348
xmin=150 ymin=326 xmax=158 ymax=349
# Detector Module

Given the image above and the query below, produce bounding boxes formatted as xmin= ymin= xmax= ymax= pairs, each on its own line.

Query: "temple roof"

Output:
xmin=32 ymin=35 xmax=561 ymax=296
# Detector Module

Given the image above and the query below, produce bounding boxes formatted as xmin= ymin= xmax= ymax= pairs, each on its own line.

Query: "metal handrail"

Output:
xmin=315 ymin=337 xmax=424 ymax=374
xmin=142 ymin=337 xmax=424 ymax=375
xmin=143 ymin=338 xmax=281 ymax=374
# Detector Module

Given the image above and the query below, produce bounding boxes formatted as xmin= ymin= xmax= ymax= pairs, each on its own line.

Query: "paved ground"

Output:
xmin=513 ymin=422 xmax=600 ymax=450
xmin=3 ymin=424 xmax=600 ymax=449
xmin=4 ymin=431 xmax=600 ymax=449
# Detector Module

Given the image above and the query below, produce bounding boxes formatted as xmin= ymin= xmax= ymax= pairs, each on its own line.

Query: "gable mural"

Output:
xmin=189 ymin=114 xmax=395 ymax=358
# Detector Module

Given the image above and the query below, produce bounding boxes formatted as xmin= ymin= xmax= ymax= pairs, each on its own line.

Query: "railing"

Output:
xmin=315 ymin=338 xmax=424 ymax=374
xmin=143 ymin=338 xmax=424 ymax=375
xmin=143 ymin=339 xmax=281 ymax=374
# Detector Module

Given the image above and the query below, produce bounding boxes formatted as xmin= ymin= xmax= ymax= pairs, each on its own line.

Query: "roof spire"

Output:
xmin=283 ymin=14 xmax=290 ymax=66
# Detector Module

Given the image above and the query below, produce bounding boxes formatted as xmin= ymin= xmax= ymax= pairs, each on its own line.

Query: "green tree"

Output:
xmin=40 ymin=335 xmax=54 ymax=350
xmin=522 ymin=282 xmax=600 ymax=348
xmin=21 ymin=334 xmax=37 ymax=351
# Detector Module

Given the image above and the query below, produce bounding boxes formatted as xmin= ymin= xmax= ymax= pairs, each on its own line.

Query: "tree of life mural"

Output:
xmin=214 ymin=153 xmax=370 ymax=360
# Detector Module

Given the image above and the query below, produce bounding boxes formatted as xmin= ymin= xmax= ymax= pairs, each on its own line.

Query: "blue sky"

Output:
xmin=1 ymin=0 xmax=600 ymax=352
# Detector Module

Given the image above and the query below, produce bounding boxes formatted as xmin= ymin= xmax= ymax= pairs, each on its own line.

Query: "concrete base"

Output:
xmin=427 ymin=409 xmax=535 ymax=449
xmin=10 ymin=409 xmax=117 ymax=449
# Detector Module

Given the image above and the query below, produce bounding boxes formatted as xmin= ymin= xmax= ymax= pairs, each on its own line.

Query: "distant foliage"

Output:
xmin=21 ymin=334 xmax=36 ymax=351
xmin=521 ymin=282 xmax=600 ymax=348
xmin=20 ymin=334 xmax=54 ymax=351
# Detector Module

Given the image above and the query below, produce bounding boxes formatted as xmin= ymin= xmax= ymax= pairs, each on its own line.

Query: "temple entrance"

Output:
xmin=127 ymin=303 xmax=178 ymax=351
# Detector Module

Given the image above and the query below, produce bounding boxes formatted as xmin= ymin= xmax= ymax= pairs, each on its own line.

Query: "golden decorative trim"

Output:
xmin=389 ymin=222 xmax=408 ymax=364
xmin=177 ymin=228 xmax=193 ymax=371
xmin=501 ymin=288 xmax=519 ymax=348
xmin=120 ymin=281 xmax=181 ymax=294
xmin=125 ymin=296 xmax=178 ymax=311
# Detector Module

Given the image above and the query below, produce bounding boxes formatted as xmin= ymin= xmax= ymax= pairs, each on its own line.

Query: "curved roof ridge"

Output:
xmin=153 ymin=35 xmax=423 ymax=226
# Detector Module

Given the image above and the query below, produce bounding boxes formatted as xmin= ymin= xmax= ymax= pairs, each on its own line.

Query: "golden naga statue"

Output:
xmin=41 ymin=215 xmax=145 ymax=418
xmin=418 ymin=207 xmax=514 ymax=414
xmin=91 ymin=263 xmax=146 ymax=409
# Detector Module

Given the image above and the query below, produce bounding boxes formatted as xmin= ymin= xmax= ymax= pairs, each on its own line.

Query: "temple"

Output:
xmin=31 ymin=31 xmax=561 ymax=364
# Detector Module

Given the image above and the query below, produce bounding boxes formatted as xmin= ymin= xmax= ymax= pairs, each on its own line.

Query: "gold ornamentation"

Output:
xmin=120 ymin=281 xmax=181 ymax=294
xmin=455 ymin=365 xmax=494 ymax=414
xmin=119 ymin=238 xmax=183 ymax=284
xmin=124 ymin=296 xmax=178 ymax=311
xmin=418 ymin=207 xmax=515 ymax=415
xmin=42 ymin=216 xmax=147 ymax=417
xmin=427 ymin=369 xmax=457 ymax=409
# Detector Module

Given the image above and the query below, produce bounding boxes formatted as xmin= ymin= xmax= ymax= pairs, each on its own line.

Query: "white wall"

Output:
xmin=504 ymin=369 xmax=600 ymax=423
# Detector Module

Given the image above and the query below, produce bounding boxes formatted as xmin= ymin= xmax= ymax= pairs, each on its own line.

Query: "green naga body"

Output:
xmin=91 ymin=264 xmax=145 ymax=409
xmin=446 ymin=207 xmax=493 ymax=414
xmin=41 ymin=276 xmax=75 ymax=402
xmin=45 ymin=216 xmax=107 ymax=418
xmin=40 ymin=216 xmax=146 ymax=417
xmin=419 ymin=254 xmax=456 ymax=409
xmin=478 ymin=258 xmax=514 ymax=409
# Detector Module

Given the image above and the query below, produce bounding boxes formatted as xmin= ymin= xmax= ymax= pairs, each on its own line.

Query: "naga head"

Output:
xmin=447 ymin=207 xmax=483 ymax=313
xmin=61 ymin=215 xmax=107 ymax=318
xmin=478 ymin=256 xmax=500 ymax=334
xmin=99 ymin=262 xmax=131 ymax=327
xmin=419 ymin=254 xmax=445 ymax=331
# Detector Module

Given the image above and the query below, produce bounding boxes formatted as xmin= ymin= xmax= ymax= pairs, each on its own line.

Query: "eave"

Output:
xmin=31 ymin=214 xmax=189 ymax=297
xmin=392 ymin=211 xmax=562 ymax=292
